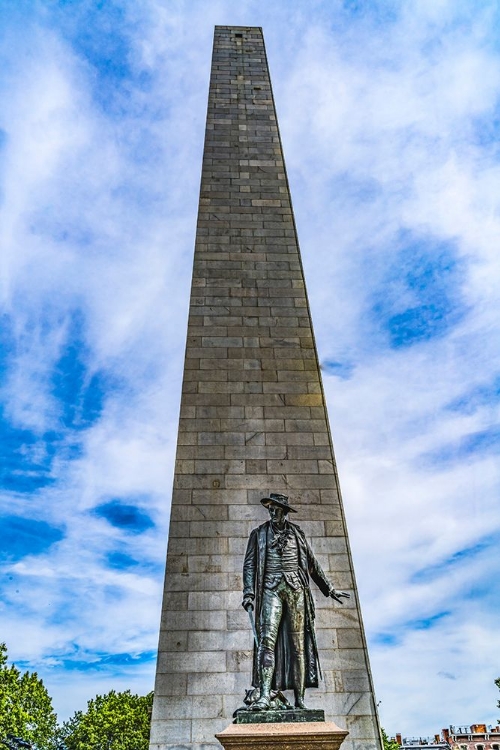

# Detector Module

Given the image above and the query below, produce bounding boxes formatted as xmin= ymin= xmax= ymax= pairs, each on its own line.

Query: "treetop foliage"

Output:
xmin=0 ymin=643 xmax=152 ymax=749
xmin=382 ymin=727 xmax=400 ymax=750
xmin=0 ymin=642 xmax=58 ymax=749
xmin=59 ymin=689 xmax=153 ymax=750
xmin=496 ymin=676 xmax=500 ymax=720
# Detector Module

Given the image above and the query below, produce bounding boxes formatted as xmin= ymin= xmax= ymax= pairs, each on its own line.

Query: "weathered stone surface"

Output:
xmin=149 ymin=25 xmax=381 ymax=750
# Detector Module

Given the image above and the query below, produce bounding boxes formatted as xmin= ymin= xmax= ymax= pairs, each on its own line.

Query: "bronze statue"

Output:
xmin=242 ymin=493 xmax=350 ymax=711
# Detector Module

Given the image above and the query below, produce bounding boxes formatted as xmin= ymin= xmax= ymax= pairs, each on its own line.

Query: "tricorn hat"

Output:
xmin=260 ymin=492 xmax=297 ymax=513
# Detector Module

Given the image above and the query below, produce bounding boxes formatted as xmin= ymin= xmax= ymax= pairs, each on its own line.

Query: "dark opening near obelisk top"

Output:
xmin=149 ymin=26 xmax=382 ymax=750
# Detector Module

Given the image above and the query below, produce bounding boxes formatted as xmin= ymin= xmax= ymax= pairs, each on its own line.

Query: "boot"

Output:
xmin=252 ymin=667 xmax=273 ymax=710
xmin=293 ymin=652 xmax=307 ymax=709
xmin=294 ymin=688 xmax=307 ymax=710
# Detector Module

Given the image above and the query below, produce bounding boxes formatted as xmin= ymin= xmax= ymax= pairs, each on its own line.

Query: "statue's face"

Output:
xmin=268 ymin=504 xmax=286 ymax=524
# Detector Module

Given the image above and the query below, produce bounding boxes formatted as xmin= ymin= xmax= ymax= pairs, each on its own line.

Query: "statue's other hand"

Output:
xmin=330 ymin=589 xmax=350 ymax=604
xmin=242 ymin=596 xmax=254 ymax=612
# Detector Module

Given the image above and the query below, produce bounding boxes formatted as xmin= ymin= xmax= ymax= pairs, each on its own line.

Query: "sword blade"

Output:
xmin=247 ymin=607 xmax=259 ymax=647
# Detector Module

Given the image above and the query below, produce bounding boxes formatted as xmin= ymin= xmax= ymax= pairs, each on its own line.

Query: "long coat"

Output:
xmin=243 ymin=520 xmax=333 ymax=690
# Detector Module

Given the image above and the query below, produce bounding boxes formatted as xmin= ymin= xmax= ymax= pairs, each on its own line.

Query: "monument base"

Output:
xmin=234 ymin=708 xmax=325 ymax=724
xmin=216 ymin=721 xmax=348 ymax=750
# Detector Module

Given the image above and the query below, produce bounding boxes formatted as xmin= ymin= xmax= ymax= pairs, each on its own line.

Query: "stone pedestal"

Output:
xmin=216 ymin=721 xmax=348 ymax=750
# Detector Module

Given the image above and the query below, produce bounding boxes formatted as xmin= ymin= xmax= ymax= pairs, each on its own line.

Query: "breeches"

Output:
xmin=258 ymin=579 xmax=305 ymax=667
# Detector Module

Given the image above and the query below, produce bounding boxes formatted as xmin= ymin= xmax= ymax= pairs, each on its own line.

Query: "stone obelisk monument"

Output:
xmin=150 ymin=26 xmax=382 ymax=750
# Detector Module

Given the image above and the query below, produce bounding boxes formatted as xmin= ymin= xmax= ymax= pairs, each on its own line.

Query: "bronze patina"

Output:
xmin=241 ymin=493 xmax=350 ymax=712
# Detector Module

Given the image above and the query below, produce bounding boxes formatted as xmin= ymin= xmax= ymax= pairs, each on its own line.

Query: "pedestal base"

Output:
xmin=234 ymin=708 xmax=325 ymax=724
xmin=216 ymin=721 xmax=348 ymax=750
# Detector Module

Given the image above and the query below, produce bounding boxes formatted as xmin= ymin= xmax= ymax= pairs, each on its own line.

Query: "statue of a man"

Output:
xmin=242 ymin=493 xmax=350 ymax=711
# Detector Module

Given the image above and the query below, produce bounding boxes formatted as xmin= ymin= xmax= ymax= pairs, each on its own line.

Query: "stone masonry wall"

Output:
xmin=150 ymin=25 xmax=382 ymax=750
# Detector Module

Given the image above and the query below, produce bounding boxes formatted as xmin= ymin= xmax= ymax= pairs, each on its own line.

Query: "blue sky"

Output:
xmin=1 ymin=0 xmax=500 ymax=735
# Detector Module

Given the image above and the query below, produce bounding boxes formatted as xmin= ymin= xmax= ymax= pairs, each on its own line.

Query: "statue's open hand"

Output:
xmin=242 ymin=596 xmax=254 ymax=612
xmin=330 ymin=589 xmax=350 ymax=603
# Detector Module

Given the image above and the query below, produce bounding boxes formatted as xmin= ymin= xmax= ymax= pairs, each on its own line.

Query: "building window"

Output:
xmin=476 ymin=744 xmax=484 ymax=750
xmin=491 ymin=745 xmax=499 ymax=749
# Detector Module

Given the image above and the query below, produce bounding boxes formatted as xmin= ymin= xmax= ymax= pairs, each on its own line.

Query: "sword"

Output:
xmin=247 ymin=607 xmax=259 ymax=648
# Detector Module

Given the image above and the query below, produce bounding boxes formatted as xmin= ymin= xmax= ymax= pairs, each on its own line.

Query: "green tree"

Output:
xmin=496 ymin=676 xmax=500 ymax=719
xmin=382 ymin=728 xmax=400 ymax=750
xmin=59 ymin=689 xmax=153 ymax=750
xmin=0 ymin=642 xmax=58 ymax=749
